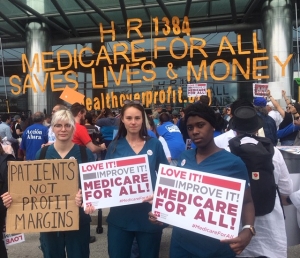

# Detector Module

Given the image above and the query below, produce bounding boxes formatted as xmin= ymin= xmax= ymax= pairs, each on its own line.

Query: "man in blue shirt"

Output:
xmin=20 ymin=112 xmax=48 ymax=160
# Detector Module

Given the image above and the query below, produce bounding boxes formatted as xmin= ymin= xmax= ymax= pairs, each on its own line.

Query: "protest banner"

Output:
xmin=6 ymin=160 xmax=79 ymax=234
xmin=187 ymin=83 xmax=207 ymax=97
xmin=79 ymin=154 xmax=152 ymax=209
xmin=152 ymin=164 xmax=245 ymax=240
xmin=253 ymin=83 xmax=268 ymax=97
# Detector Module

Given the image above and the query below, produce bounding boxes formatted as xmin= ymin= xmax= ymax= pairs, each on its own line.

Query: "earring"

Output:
xmin=213 ymin=128 xmax=215 ymax=131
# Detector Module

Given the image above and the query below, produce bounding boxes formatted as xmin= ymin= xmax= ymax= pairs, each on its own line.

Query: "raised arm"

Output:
xmin=282 ymin=90 xmax=291 ymax=105
xmin=266 ymin=90 xmax=285 ymax=118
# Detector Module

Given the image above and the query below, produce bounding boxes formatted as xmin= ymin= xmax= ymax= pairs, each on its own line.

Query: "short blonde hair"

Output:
xmin=51 ymin=109 xmax=75 ymax=131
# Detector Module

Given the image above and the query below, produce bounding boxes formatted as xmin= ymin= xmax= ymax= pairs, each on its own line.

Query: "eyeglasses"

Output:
xmin=123 ymin=99 xmax=143 ymax=105
xmin=53 ymin=124 xmax=72 ymax=129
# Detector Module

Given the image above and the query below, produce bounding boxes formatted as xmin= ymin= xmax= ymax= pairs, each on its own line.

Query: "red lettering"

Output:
xmin=215 ymin=201 xmax=226 ymax=213
xmin=123 ymin=176 xmax=132 ymax=185
xmin=207 ymin=211 xmax=217 ymax=225
xmin=194 ymin=208 xmax=206 ymax=221
xmin=141 ymin=173 xmax=148 ymax=182
xmin=227 ymin=203 xmax=238 ymax=216
xmin=219 ymin=214 xmax=228 ymax=228
xmin=132 ymin=175 xmax=140 ymax=183
xmin=154 ymin=198 xmax=164 ymax=209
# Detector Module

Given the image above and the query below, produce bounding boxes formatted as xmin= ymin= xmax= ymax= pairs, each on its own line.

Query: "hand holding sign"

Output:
xmin=1 ymin=192 xmax=12 ymax=208
xmin=220 ymin=228 xmax=253 ymax=255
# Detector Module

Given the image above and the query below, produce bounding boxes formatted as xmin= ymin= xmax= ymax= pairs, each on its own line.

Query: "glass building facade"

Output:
xmin=0 ymin=0 xmax=299 ymax=114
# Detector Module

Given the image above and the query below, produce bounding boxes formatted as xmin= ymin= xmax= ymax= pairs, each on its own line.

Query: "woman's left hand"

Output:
xmin=142 ymin=195 xmax=153 ymax=204
xmin=75 ymin=189 xmax=83 ymax=207
xmin=84 ymin=204 xmax=96 ymax=215
xmin=220 ymin=228 xmax=253 ymax=255
xmin=148 ymin=211 xmax=163 ymax=226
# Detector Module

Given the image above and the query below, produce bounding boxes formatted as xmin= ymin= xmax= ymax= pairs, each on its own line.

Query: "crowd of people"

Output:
xmin=0 ymin=91 xmax=299 ymax=258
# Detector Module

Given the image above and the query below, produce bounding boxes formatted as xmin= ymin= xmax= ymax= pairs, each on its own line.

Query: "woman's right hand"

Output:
xmin=148 ymin=211 xmax=163 ymax=226
xmin=1 ymin=192 xmax=12 ymax=208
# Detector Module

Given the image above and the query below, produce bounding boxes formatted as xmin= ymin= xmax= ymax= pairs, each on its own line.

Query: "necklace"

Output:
xmin=126 ymin=137 xmax=144 ymax=148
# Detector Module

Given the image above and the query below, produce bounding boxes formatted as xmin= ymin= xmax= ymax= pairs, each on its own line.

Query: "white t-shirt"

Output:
xmin=268 ymin=110 xmax=283 ymax=130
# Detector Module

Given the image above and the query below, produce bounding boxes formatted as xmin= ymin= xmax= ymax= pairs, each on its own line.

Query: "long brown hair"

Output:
xmin=111 ymin=103 xmax=149 ymax=152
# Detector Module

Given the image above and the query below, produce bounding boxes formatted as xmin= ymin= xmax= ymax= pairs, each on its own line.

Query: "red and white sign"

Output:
xmin=253 ymin=83 xmax=268 ymax=97
xmin=3 ymin=233 xmax=25 ymax=246
xmin=187 ymin=83 xmax=207 ymax=97
xmin=152 ymin=164 xmax=246 ymax=240
xmin=79 ymin=155 xmax=152 ymax=209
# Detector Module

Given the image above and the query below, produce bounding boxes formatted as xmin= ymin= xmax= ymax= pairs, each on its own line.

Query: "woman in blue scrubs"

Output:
xmin=97 ymin=100 xmax=168 ymax=258
xmin=149 ymin=103 xmax=255 ymax=258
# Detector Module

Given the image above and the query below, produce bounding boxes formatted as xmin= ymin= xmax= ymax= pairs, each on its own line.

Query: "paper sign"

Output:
xmin=59 ymin=86 xmax=85 ymax=104
xmin=152 ymin=164 xmax=245 ymax=240
xmin=79 ymin=155 xmax=153 ymax=209
xmin=187 ymin=83 xmax=207 ymax=97
xmin=253 ymin=83 xmax=268 ymax=97
xmin=4 ymin=233 xmax=25 ymax=246
xmin=6 ymin=160 xmax=79 ymax=234
xmin=268 ymin=82 xmax=283 ymax=99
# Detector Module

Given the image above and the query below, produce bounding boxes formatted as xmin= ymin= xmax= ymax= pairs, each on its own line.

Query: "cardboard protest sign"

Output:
xmin=79 ymin=155 xmax=152 ymax=209
xmin=187 ymin=83 xmax=207 ymax=97
xmin=6 ymin=160 xmax=79 ymax=234
xmin=152 ymin=164 xmax=245 ymax=240
xmin=253 ymin=83 xmax=268 ymax=97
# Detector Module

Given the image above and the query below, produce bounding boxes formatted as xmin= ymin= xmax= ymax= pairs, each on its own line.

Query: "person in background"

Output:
xmin=157 ymin=112 xmax=185 ymax=166
xmin=253 ymin=97 xmax=278 ymax=146
xmin=152 ymin=111 xmax=160 ymax=126
xmin=95 ymin=108 xmax=119 ymax=160
xmin=214 ymin=99 xmax=255 ymax=150
xmin=224 ymin=104 xmax=232 ymax=122
xmin=267 ymin=89 xmax=299 ymax=145
xmin=199 ymin=95 xmax=210 ymax=106
xmin=230 ymin=106 xmax=292 ymax=258
xmin=266 ymin=101 xmax=283 ymax=130
xmin=1 ymin=109 xmax=94 ymax=258
xmin=177 ymin=106 xmax=191 ymax=144
xmin=11 ymin=115 xmax=23 ymax=159
xmin=43 ymin=114 xmax=51 ymax=127
xmin=71 ymin=103 xmax=106 ymax=154
xmin=171 ymin=110 xmax=179 ymax=125
xmin=214 ymin=113 xmax=228 ymax=137
xmin=148 ymin=116 xmax=171 ymax=163
xmin=0 ymin=114 xmax=19 ymax=147
xmin=20 ymin=112 xmax=48 ymax=160
xmin=148 ymin=103 xmax=255 ymax=257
